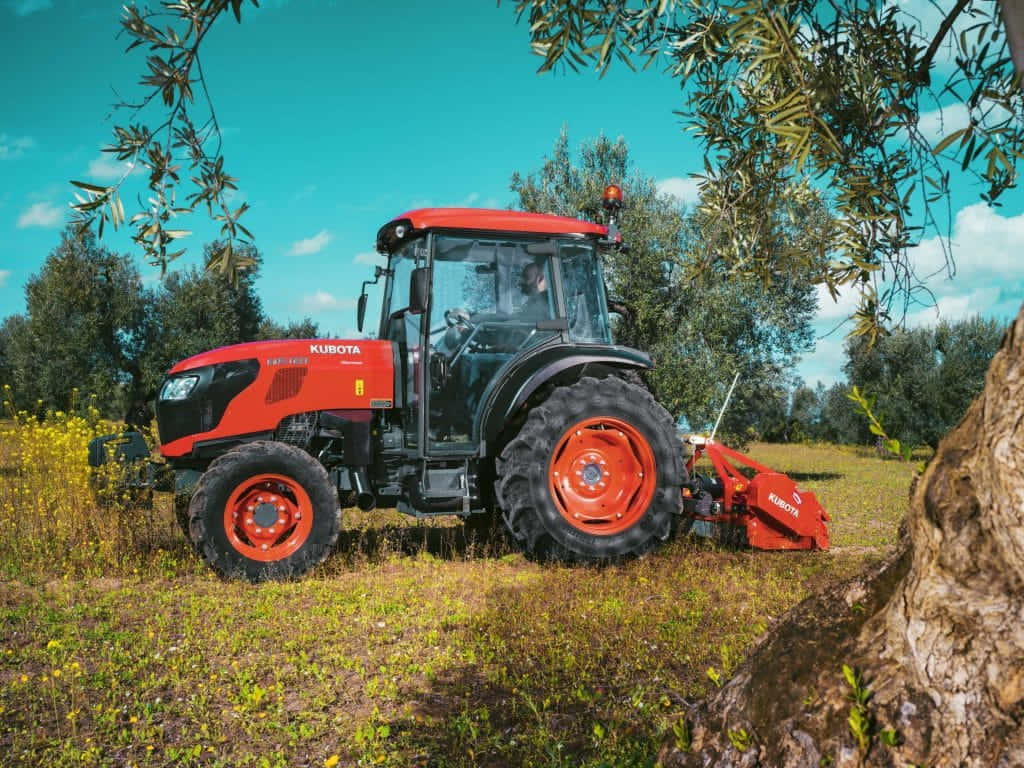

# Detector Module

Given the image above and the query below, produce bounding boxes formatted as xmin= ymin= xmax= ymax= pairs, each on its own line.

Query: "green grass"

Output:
xmin=0 ymin=441 xmax=915 ymax=767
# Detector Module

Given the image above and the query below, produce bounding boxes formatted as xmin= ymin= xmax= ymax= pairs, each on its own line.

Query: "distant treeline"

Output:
xmin=0 ymin=227 xmax=1004 ymax=450
xmin=0 ymin=227 xmax=320 ymax=421
xmin=749 ymin=316 xmax=1006 ymax=449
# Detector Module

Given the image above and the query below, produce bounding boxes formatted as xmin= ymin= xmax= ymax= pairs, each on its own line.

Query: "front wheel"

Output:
xmin=188 ymin=441 xmax=341 ymax=581
xmin=496 ymin=376 xmax=684 ymax=562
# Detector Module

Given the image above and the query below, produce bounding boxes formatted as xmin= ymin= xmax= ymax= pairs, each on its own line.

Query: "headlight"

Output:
xmin=160 ymin=375 xmax=200 ymax=401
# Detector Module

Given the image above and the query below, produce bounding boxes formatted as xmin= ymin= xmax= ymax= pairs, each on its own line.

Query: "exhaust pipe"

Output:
xmin=349 ymin=467 xmax=376 ymax=511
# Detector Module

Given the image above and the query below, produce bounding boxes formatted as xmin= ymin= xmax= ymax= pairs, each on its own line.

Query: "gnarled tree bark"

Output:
xmin=662 ymin=303 xmax=1024 ymax=767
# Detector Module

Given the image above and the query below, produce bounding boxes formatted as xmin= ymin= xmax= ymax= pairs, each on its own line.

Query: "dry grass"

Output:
xmin=0 ymin=419 xmax=915 ymax=767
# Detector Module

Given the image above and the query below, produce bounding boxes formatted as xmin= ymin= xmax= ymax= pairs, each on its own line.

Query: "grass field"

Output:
xmin=0 ymin=414 xmax=915 ymax=767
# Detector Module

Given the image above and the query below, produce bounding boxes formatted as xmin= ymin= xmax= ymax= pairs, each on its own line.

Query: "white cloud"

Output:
xmin=0 ymin=269 xmax=10 ymax=288
xmin=917 ymin=102 xmax=969 ymax=143
xmin=812 ymin=203 xmax=1024 ymax=327
xmin=0 ymin=134 xmax=35 ymax=160
xmin=800 ymin=202 xmax=1024 ymax=385
xmin=800 ymin=332 xmax=849 ymax=387
xmin=353 ymin=251 xmax=383 ymax=266
xmin=17 ymin=201 xmax=62 ymax=229
xmin=87 ymin=154 xmax=141 ymax=181
xmin=223 ymin=188 xmax=247 ymax=206
xmin=815 ymin=284 xmax=861 ymax=322
xmin=293 ymin=184 xmax=318 ymax=202
xmin=288 ymin=229 xmax=331 ymax=256
xmin=656 ymin=176 xmax=701 ymax=205
xmin=299 ymin=291 xmax=355 ymax=312
xmin=9 ymin=0 xmax=51 ymax=16
xmin=911 ymin=203 xmax=1024 ymax=281
xmin=905 ymin=286 xmax=1004 ymax=328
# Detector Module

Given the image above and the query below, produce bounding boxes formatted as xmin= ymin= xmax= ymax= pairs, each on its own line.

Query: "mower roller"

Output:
xmin=681 ymin=435 xmax=830 ymax=550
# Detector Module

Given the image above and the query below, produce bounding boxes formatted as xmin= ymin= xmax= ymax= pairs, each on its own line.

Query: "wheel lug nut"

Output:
xmin=295 ymin=512 xmax=302 ymax=520
xmin=278 ymin=517 xmax=286 ymax=525
xmin=268 ymin=527 xmax=276 ymax=534
xmin=261 ymin=544 xmax=268 ymax=551
xmin=574 ymin=513 xmax=581 ymax=519
xmin=270 ymin=496 xmax=277 ymax=502
xmin=257 ymin=496 xmax=264 ymax=502
xmin=247 ymin=505 xmax=254 ymax=511
xmin=245 ymin=517 xmax=253 ymax=525
xmin=616 ymin=512 xmax=623 ymax=519
xmin=278 ymin=505 xmax=286 ymax=512
xmin=255 ymin=527 xmax=262 ymax=533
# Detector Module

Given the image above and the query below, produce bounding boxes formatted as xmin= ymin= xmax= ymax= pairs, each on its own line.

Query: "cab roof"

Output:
xmin=376 ymin=208 xmax=607 ymax=253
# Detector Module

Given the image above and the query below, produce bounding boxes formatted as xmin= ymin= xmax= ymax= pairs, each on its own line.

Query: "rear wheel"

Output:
xmin=188 ymin=441 xmax=341 ymax=581
xmin=496 ymin=376 xmax=684 ymax=562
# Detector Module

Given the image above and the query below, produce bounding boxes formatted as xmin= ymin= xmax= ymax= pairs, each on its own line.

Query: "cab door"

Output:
xmin=425 ymin=235 xmax=558 ymax=454
xmin=382 ymin=238 xmax=429 ymax=451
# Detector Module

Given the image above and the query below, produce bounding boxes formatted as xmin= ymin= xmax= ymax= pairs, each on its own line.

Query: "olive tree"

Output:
xmin=511 ymin=129 xmax=821 ymax=442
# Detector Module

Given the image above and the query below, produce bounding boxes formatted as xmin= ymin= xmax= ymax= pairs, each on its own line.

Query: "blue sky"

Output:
xmin=1 ymin=0 xmax=1022 ymax=390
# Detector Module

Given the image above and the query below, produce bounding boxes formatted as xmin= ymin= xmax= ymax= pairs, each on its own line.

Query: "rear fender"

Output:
xmin=477 ymin=345 xmax=651 ymax=447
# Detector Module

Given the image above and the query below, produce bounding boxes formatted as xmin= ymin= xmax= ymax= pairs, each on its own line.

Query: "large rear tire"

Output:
xmin=188 ymin=441 xmax=341 ymax=581
xmin=496 ymin=376 xmax=684 ymax=562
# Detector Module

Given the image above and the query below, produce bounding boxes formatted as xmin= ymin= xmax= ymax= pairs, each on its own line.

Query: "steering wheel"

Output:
xmin=444 ymin=307 xmax=475 ymax=330
xmin=430 ymin=307 xmax=475 ymax=337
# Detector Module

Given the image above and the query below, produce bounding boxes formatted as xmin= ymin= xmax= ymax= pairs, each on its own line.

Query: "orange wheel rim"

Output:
xmin=223 ymin=474 xmax=314 ymax=562
xmin=549 ymin=417 xmax=657 ymax=535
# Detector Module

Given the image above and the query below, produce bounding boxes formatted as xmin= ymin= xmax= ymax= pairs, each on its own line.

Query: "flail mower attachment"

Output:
xmin=681 ymin=436 xmax=830 ymax=550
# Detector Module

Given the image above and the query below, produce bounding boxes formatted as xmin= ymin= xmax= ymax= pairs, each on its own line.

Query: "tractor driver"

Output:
xmin=519 ymin=262 xmax=550 ymax=320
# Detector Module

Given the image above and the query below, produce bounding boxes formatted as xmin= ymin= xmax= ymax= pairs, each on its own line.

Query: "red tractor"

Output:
xmin=98 ymin=187 xmax=828 ymax=580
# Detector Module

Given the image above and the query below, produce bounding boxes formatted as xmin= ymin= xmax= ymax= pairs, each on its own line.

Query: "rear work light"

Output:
xmin=602 ymin=184 xmax=623 ymax=211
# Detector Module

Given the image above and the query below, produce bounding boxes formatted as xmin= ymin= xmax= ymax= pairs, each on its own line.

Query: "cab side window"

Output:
xmin=560 ymin=243 xmax=611 ymax=344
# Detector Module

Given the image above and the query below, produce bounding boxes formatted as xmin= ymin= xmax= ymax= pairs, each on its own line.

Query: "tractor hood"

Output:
xmin=168 ymin=339 xmax=374 ymax=373
xmin=158 ymin=339 xmax=396 ymax=460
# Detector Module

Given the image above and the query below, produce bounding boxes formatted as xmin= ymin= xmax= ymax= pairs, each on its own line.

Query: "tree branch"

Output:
xmin=915 ymin=0 xmax=971 ymax=85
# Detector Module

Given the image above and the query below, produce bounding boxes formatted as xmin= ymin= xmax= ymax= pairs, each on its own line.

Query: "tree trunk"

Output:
xmin=662 ymin=303 xmax=1024 ymax=767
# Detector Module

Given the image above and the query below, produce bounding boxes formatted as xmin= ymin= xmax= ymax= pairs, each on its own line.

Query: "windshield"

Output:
xmin=430 ymin=235 xmax=554 ymax=324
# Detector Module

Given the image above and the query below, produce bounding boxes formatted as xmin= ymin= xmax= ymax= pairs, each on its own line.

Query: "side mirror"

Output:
xmin=409 ymin=267 xmax=429 ymax=315
xmin=356 ymin=292 xmax=368 ymax=333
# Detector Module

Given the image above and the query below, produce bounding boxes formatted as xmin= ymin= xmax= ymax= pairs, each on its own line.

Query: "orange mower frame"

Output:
xmin=683 ymin=436 xmax=830 ymax=551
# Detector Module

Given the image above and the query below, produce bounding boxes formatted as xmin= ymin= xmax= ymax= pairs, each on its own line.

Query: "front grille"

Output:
xmin=276 ymin=411 xmax=318 ymax=447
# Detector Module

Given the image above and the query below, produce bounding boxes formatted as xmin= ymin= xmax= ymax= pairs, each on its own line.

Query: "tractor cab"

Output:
xmin=364 ymin=208 xmax=618 ymax=456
